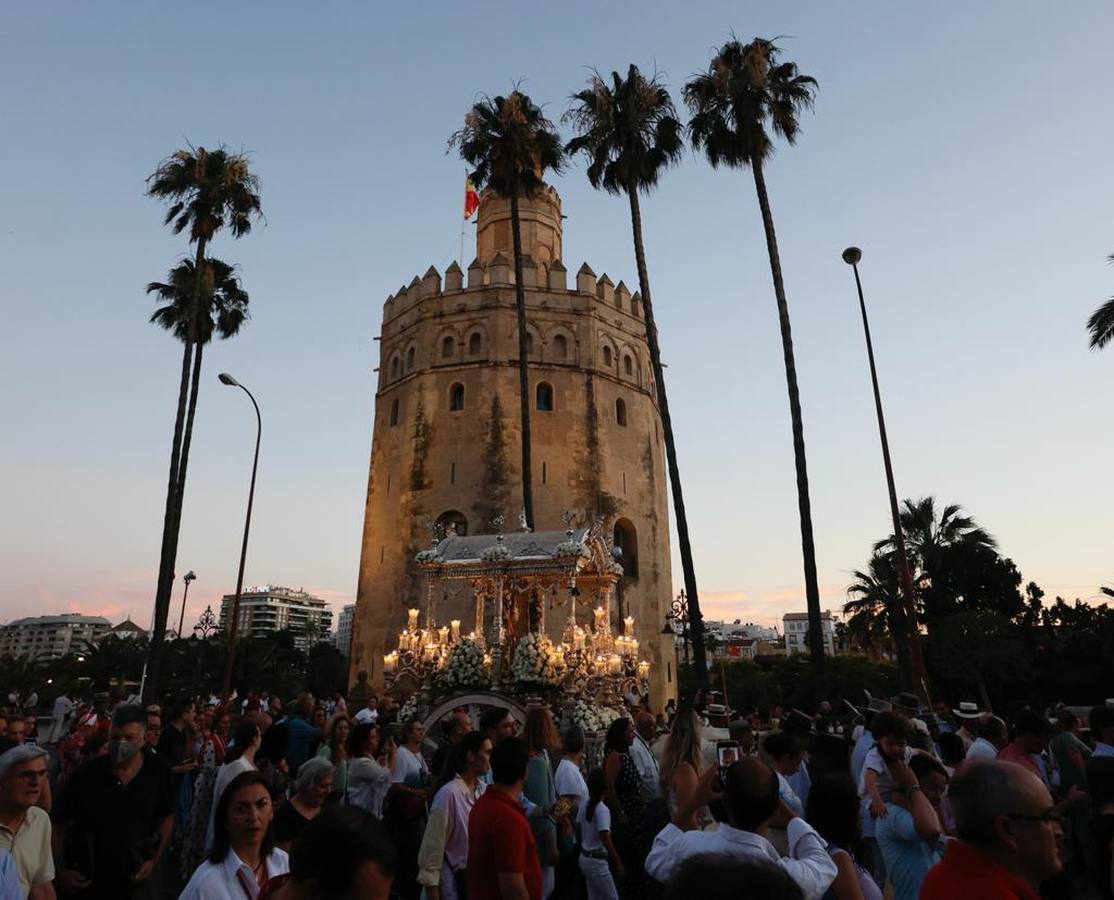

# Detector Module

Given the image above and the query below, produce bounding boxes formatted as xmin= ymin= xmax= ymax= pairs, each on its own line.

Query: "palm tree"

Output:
xmin=683 ymin=39 xmax=825 ymax=669
xmin=144 ymin=145 xmax=262 ymax=701
xmin=844 ymin=552 xmax=908 ymax=674
xmin=874 ymin=496 xmax=997 ymax=632
xmin=564 ymin=64 xmax=711 ymax=685
xmin=450 ymin=92 xmax=564 ymax=530
xmin=1087 ymin=254 xmax=1114 ymax=349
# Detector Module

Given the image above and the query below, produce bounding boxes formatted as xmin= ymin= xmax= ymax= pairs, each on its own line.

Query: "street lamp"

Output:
xmin=841 ymin=247 xmax=930 ymax=703
xmin=217 ymin=372 xmax=261 ymax=700
xmin=176 ymin=570 xmax=197 ymax=640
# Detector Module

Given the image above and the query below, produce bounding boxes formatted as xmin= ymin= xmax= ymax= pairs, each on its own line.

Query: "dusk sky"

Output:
xmin=2 ymin=2 xmax=1111 ymax=632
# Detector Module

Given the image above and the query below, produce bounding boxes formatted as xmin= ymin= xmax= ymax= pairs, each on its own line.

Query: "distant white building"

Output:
xmin=219 ymin=586 xmax=333 ymax=653
xmin=782 ymin=611 xmax=835 ymax=657
xmin=336 ymin=604 xmax=355 ymax=658
xmin=0 ymin=614 xmax=111 ymax=660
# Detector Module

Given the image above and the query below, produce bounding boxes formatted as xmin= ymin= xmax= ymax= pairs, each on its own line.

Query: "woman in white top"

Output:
xmin=180 ymin=770 xmax=289 ymax=900
xmin=206 ymin=719 xmax=262 ymax=853
xmin=554 ymin=726 xmax=590 ymax=818
xmin=577 ymin=769 xmax=623 ymax=900
xmin=658 ymin=708 xmax=712 ymax=830
xmin=346 ymin=722 xmax=394 ymax=818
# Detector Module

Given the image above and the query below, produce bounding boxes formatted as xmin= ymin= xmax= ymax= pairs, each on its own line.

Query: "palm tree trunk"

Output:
xmin=750 ymin=161 xmax=826 ymax=680
xmin=145 ymin=237 xmax=207 ymax=702
xmin=509 ymin=192 xmax=535 ymax=530
xmin=627 ymin=186 xmax=708 ymax=690
xmin=176 ymin=340 xmax=204 ymax=503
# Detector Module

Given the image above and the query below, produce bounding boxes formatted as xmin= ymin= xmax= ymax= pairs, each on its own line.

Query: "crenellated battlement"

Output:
xmin=381 ymin=255 xmax=645 ymax=327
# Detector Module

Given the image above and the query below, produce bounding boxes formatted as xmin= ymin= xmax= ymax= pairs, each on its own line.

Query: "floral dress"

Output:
xmin=180 ymin=734 xmax=224 ymax=877
xmin=610 ymin=750 xmax=656 ymax=900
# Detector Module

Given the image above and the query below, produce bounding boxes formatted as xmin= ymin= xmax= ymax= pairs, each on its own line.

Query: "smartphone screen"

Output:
xmin=716 ymin=740 xmax=740 ymax=772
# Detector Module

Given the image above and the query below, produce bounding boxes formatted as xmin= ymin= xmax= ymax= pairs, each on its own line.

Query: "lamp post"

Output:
xmin=176 ymin=570 xmax=196 ymax=640
xmin=217 ymin=373 xmax=261 ymax=700
xmin=841 ymin=247 xmax=930 ymax=704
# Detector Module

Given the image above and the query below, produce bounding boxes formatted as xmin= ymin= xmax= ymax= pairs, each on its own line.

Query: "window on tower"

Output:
xmin=536 ymin=382 xmax=554 ymax=411
xmin=449 ymin=382 xmax=465 ymax=411
xmin=468 ymin=332 xmax=482 ymax=356
xmin=613 ymin=518 xmax=639 ymax=578
xmin=389 ymin=355 xmax=400 ymax=380
xmin=615 ymin=397 xmax=627 ymax=426
xmin=389 ymin=398 xmax=399 ymax=427
xmin=623 ymin=354 xmax=634 ymax=377
xmin=525 ymin=333 xmax=534 ymax=356
xmin=435 ymin=510 xmax=468 ymax=537
xmin=602 ymin=345 xmax=613 ymax=367
xmin=552 ymin=334 xmax=568 ymax=360
xmin=441 ymin=335 xmax=455 ymax=358
xmin=406 ymin=346 xmax=416 ymax=371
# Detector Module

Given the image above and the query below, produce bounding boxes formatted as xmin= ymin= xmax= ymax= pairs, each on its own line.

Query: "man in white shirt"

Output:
xmin=645 ymin=757 xmax=837 ymax=900
xmin=629 ymin=712 xmax=661 ymax=803
xmin=965 ymin=716 xmax=1007 ymax=762
xmin=1090 ymin=705 xmax=1114 ymax=758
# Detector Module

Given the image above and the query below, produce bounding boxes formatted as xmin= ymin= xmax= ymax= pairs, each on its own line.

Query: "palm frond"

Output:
xmin=1087 ymin=296 xmax=1114 ymax=350
xmin=682 ymin=37 xmax=816 ymax=170
xmin=145 ymin=257 xmax=249 ymax=343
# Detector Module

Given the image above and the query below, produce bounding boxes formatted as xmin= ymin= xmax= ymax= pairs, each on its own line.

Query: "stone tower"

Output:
xmin=352 ymin=186 xmax=677 ymax=702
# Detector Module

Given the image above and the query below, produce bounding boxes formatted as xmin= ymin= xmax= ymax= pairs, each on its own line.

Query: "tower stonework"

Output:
xmin=352 ymin=187 xmax=677 ymax=703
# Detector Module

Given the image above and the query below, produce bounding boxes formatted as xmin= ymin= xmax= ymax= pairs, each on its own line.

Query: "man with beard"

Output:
xmin=51 ymin=704 xmax=174 ymax=898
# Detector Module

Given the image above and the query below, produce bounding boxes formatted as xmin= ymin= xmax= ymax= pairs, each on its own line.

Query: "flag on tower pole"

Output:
xmin=464 ymin=176 xmax=480 ymax=220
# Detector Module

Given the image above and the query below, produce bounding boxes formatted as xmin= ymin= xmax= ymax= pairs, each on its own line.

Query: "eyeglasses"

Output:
xmin=1005 ymin=808 xmax=1061 ymax=825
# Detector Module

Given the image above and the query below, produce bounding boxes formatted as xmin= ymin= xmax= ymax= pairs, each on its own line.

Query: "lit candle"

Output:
xmin=573 ymin=627 xmax=585 ymax=651
xmin=483 ymin=653 xmax=492 ymax=668
xmin=609 ymin=654 xmax=622 ymax=675
xmin=384 ymin=652 xmax=397 ymax=673
xmin=594 ymin=607 xmax=605 ymax=630
xmin=624 ymin=616 xmax=635 ymax=637
xmin=450 ymin=620 xmax=461 ymax=642
xmin=438 ymin=626 xmax=449 ymax=645
xmin=630 ymin=639 xmax=639 ymax=657
xmin=408 ymin=608 xmax=420 ymax=630
xmin=399 ymin=631 xmax=408 ymax=649
xmin=638 ymin=660 xmax=650 ymax=679
xmin=423 ymin=642 xmax=438 ymax=662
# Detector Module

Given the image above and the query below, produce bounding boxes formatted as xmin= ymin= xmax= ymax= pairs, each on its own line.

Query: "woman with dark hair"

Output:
xmin=346 ymin=722 xmax=394 ymax=819
xmin=257 ymin=722 xmax=292 ymax=803
xmin=523 ymin=706 xmax=560 ymax=896
xmin=316 ymin=712 xmax=351 ymax=801
xmin=259 ymin=806 xmax=397 ymax=900
xmin=206 ymin=718 xmax=262 ymax=852
xmin=180 ymin=770 xmax=289 ymax=899
xmin=416 ymin=731 xmax=491 ymax=900
xmin=554 ymin=725 xmax=589 ymax=896
xmin=805 ymin=773 xmax=882 ymax=900
xmin=579 ymin=768 xmax=623 ymax=900
xmin=602 ymin=717 xmax=652 ymax=899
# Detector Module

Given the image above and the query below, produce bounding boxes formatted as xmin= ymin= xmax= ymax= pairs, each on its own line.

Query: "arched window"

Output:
xmin=436 ymin=510 xmax=468 ymax=537
xmin=613 ymin=518 xmax=638 ymax=578
xmin=405 ymin=346 xmax=416 ymax=371
xmin=525 ymin=333 xmax=534 ymax=356
xmin=441 ymin=336 xmax=455 ymax=359
xmin=623 ymin=354 xmax=633 ymax=377
xmin=389 ymin=355 xmax=400 ymax=380
xmin=389 ymin=398 xmax=399 ymax=427
xmin=536 ymin=382 xmax=554 ymax=411
xmin=602 ymin=346 xmax=613 ymax=367
xmin=615 ymin=397 xmax=627 ymax=426
xmin=552 ymin=334 xmax=568 ymax=360
xmin=468 ymin=332 xmax=482 ymax=356
xmin=449 ymin=382 xmax=465 ymax=411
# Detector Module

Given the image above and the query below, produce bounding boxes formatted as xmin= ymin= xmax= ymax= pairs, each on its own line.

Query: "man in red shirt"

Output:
xmin=467 ymin=737 xmax=542 ymax=900
xmin=997 ymin=708 xmax=1051 ymax=783
xmin=921 ymin=760 xmax=1062 ymax=900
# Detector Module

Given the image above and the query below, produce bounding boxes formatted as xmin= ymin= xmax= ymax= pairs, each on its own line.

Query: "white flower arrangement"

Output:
xmin=439 ymin=638 xmax=491 ymax=690
xmin=510 ymin=633 xmax=566 ymax=688
xmin=397 ymin=693 xmax=420 ymax=723
xmin=570 ymin=700 xmax=626 ymax=735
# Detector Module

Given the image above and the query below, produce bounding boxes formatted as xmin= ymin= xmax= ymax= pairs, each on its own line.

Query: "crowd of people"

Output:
xmin=0 ymin=682 xmax=1113 ymax=898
